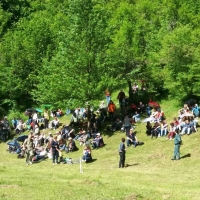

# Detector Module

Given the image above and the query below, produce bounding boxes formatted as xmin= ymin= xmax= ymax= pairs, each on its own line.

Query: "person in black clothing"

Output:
xmin=51 ymin=135 xmax=60 ymax=165
xmin=117 ymin=89 xmax=126 ymax=112
xmin=127 ymin=130 xmax=138 ymax=147
xmin=118 ymin=138 xmax=126 ymax=168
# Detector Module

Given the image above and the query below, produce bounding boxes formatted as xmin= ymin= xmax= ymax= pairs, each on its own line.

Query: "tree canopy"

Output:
xmin=0 ymin=0 xmax=200 ymax=112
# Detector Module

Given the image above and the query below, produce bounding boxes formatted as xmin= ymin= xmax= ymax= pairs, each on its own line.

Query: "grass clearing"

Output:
xmin=1 ymin=98 xmax=200 ymax=200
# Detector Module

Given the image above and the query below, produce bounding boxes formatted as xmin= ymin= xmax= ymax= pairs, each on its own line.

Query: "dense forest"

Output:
xmin=0 ymin=0 xmax=200 ymax=114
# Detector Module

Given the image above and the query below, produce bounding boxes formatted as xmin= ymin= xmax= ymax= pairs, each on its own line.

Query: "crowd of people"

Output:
xmin=4 ymin=88 xmax=199 ymax=167
xmin=145 ymin=103 xmax=199 ymax=140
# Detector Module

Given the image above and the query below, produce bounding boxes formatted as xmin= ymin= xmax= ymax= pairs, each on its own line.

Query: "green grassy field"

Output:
xmin=1 ymin=99 xmax=200 ymax=200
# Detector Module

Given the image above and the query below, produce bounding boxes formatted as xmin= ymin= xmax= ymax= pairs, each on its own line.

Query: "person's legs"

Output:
xmin=181 ymin=127 xmax=186 ymax=135
xmin=126 ymin=139 xmax=130 ymax=147
xmin=125 ymin=126 xmax=130 ymax=136
xmin=119 ymin=152 xmax=122 ymax=168
xmin=26 ymin=151 xmax=30 ymax=164
xmin=121 ymin=153 xmax=125 ymax=167
xmin=52 ymin=151 xmax=56 ymax=164
xmin=55 ymin=151 xmax=59 ymax=163
xmin=132 ymin=141 xmax=137 ymax=148
xmin=173 ymin=145 xmax=180 ymax=160
xmin=44 ymin=119 xmax=49 ymax=129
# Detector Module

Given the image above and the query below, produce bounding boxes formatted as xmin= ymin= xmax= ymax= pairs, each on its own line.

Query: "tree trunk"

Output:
xmin=128 ymin=80 xmax=133 ymax=102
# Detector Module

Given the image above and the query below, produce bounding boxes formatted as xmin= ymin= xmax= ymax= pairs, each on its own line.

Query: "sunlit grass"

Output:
xmin=0 ymin=98 xmax=200 ymax=200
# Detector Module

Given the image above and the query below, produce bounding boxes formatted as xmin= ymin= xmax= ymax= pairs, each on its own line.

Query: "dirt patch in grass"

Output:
xmin=124 ymin=194 xmax=137 ymax=200
xmin=0 ymin=184 xmax=19 ymax=189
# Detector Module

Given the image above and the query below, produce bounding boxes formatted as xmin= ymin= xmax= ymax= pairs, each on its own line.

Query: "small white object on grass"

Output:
xmin=80 ymin=157 xmax=84 ymax=173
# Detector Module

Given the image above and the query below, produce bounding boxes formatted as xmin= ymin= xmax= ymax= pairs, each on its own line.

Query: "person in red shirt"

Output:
xmin=107 ymin=100 xmax=116 ymax=121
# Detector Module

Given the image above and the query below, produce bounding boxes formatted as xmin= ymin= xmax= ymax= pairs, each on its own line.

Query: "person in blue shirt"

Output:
xmin=171 ymin=132 xmax=182 ymax=160
xmin=192 ymin=104 xmax=199 ymax=117
xmin=118 ymin=138 xmax=126 ymax=168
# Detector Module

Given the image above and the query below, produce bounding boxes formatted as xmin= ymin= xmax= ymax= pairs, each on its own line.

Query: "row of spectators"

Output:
xmin=145 ymin=103 xmax=199 ymax=139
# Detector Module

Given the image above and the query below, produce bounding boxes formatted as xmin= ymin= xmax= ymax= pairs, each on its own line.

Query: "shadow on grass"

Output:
xmin=125 ymin=163 xmax=139 ymax=167
xmin=180 ymin=153 xmax=191 ymax=159
xmin=90 ymin=158 xmax=97 ymax=163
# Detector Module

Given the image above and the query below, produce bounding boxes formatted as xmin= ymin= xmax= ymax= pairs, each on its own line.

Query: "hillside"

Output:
xmin=0 ymin=99 xmax=200 ymax=200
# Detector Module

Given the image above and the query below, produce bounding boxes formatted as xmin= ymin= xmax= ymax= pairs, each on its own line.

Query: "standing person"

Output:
xmin=107 ymin=100 xmax=116 ymax=122
xmin=51 ymin=135 xmax=59 ymax=165
xmin=23 ymin=134 xmax=34 ymax=165
xmin=105 ymin=89 xmax=111 ymax=106
xmin=123 ymin=114 xmax=133 ymax=136
xmin=44 ymin=109 xmax=50 ymax=129
xmin=171 ymin=132 xmax=182 ymax=160
xmin=118 ymin=138 xmax=126 ymax=168
xmin=32 ymin=111 xmax=38 ymax=132
xmin=117 ymin=89 xmax=126 ymax=113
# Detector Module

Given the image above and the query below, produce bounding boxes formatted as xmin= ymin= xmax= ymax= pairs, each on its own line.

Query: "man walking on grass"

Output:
xmin=171 ymin=131 xmax=182 ymax=160
xmin=23 ymin=133 xmax=34 ymax=165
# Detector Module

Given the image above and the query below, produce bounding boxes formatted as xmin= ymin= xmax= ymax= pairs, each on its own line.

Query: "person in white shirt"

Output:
xmin=32 ymin=111 xmax=38 ymax=132
xmin=52 ymin=117 xmax=59 ymax=130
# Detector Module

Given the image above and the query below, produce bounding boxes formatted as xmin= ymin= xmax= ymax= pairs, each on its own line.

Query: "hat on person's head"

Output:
xmin=96 ymin=133 xmax=100 ymax=136
xmin=68 ymin=137 xmax=72 ymax=140
xmin=4 ymin=116 xmax=7 ymax=119
xmin=82 ymin=130 xmax=86 ymax=134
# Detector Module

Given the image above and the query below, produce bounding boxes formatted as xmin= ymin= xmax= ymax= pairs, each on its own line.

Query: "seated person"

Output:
xmin=137 ymin=102 xmax=145 ymax=114
xmin=146 ymin=121 xmax=152 ymax=136
xmin=92 ymin=133 xmax=104 ymax=149
xmin=74 ymin=129 xmax=85 ymax=140
xmin=78 ymin=131 xmax=88 ymax=146
xmin=34 ymin=124 xmax=40 ymax=135
xmin=181 ymin=120 xmax=192 ymax=135
xmin=146 ymin=105 xmax=151 ymax=117
xmin=70 ymin=112 xmax=78 ymax=126
xmin=52 ymin=117 xmax=59 ymax=130
xmin=151 ymin=121 xmax=161 ymax=138
xmin=32 ymin=145 xmax=47 ymax=163
xmin=167 ymin=123 xmax=176 ymax=140
xmin=59 ymin=138 xmax=68 ymax=152
xmin=56 ymin=131 xmax=62 ymax=142
xmin=112 ymin=118 xmax=123 ymax=132
xmin=67 ymin=137 xmax=78 ymax=152
xmin=15 ymin=120 xmax=23 ymax=134
xmin=160 ymin=120 xmax=168 ymax=137
xmin=82 ymin=145 xmax=92 ymax=163
xmin=61 ymin=125 xmax=75 ymax=140
xmin=38 ymin=132 xmax=45 ymax=146
xmin=35 ymin=143 xmax=45 ymax=155
xmin=44 ymin=132 xmax=53 ymax=145
xmin=127 ymin=130 xmax=138 ymax=147
xmin=189 ymin=117 xmax=198 ymax=132
xmin=56 ymin=108 xmax=63 ymax=117
xmin=132 ymin=111 xmax=140 ymax=123
xmin=150 ymin=108 xmax=158 ymax=121
xmin=173 ymin=117 xmax=181 ymax=132
xmin=157 ymin=110 xmax=165 ymax=122
xmin=11 ymin=118 xmax=18 ymax=129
